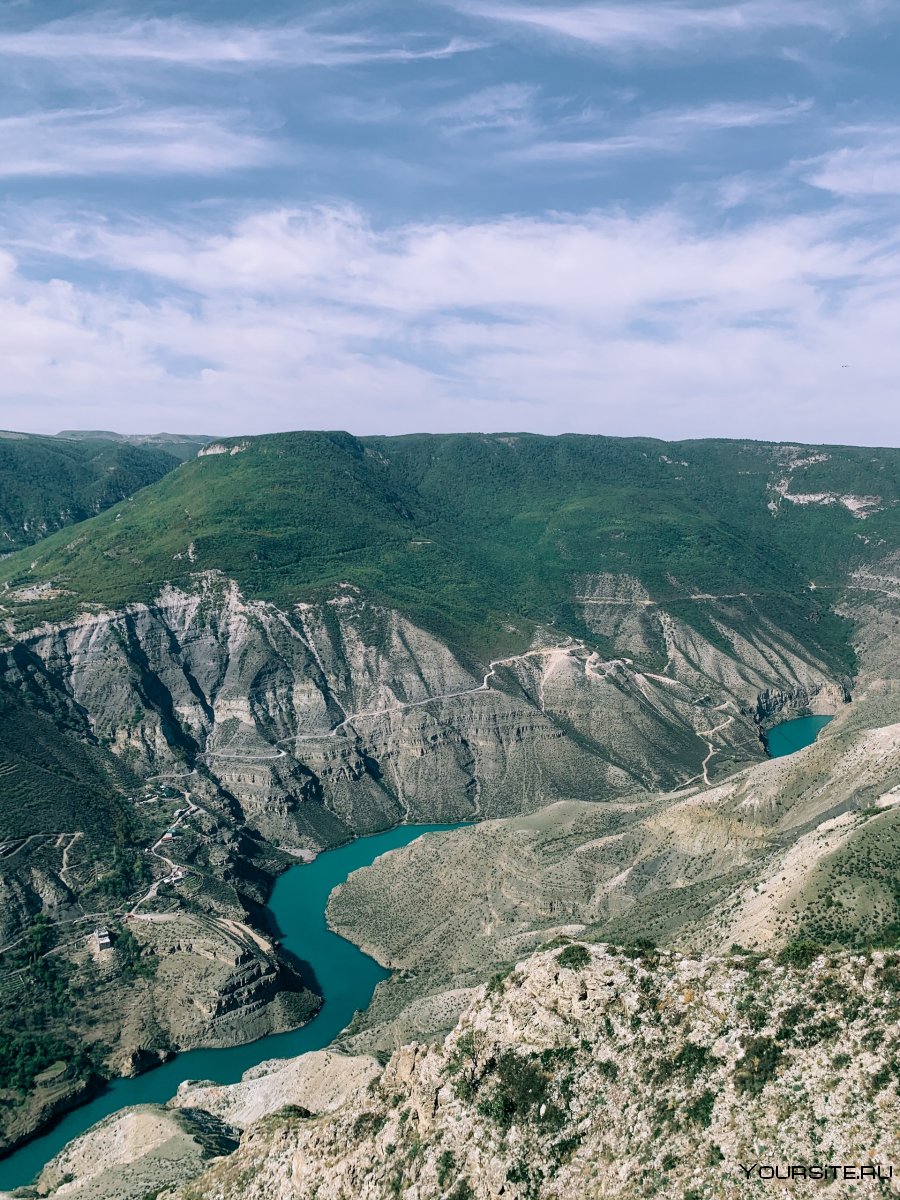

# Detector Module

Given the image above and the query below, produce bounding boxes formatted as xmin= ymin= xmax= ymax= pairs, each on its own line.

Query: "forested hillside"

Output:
xmin=0 ymin=432 xmax=180 ymax=553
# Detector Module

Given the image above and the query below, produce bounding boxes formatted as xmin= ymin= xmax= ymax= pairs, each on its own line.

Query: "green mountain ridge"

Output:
xmin=4 ymin=430 xmax=895 ymax=669
xmin=0 ymin=433 xmax=183 ymax=554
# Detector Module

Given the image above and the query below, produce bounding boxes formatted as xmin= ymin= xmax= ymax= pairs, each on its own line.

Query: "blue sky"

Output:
xmin=1 ymin=0 xmax=899 ymax=443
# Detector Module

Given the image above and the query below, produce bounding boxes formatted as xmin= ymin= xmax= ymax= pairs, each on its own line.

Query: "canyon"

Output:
xmin=0 ymin=431 xmax=898 ymax=1197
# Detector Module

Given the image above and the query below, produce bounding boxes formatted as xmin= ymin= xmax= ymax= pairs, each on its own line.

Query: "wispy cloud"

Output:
xmin=804 ymin=132 xmax=900 ymax=196
xmin=512 ymin=98 xmax=813 ymax=162
xmin=451 ymin=0 xmax=879 ymax=54
xmin=0 ymin=14 xmax=484 ymax=69
xmin=0 ymin=107 xmax=274 ymax=177
xmin=429 ymin=84 xmax=538 ymax=134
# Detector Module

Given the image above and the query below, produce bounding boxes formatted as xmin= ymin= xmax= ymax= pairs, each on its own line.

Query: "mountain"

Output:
xmin=3 ymin=430 xmax=896 ymax=660
xmin=0 ymin=432 xmax=181 ymax=554
xmin=55 ymin=431 xmax=215 ymax=464
xmin=0 ymin=431 xmax=886 ymax=857
xmin=1 ymin=430 xmax=899 ymax=1176
xmin=0 ymin=689 xmax=317 ymax=1157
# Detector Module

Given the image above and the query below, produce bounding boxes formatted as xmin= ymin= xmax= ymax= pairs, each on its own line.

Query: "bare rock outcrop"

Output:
xmin=148 ymin=944 xmax=900 ymax=1200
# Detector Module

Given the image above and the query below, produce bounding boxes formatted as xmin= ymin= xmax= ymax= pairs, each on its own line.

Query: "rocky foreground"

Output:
xmin=28 ymin=942 xmax=900 ymax=1200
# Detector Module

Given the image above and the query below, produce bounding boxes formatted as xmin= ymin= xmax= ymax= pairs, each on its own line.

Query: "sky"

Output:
xmin=1 ymin=0 xmax=899 ymax=444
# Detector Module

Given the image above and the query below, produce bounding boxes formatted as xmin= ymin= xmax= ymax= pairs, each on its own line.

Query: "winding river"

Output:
xmin=0 ymin=823 xmax=462 ymax=1192
xmin=0 ymin=716 xmax=834 ymax=1189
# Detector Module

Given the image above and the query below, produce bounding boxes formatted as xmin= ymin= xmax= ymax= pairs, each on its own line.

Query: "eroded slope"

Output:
xmin=139 ymin=943 xmax=900 ymax=1200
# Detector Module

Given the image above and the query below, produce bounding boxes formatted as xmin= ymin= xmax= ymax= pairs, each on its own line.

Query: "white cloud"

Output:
xmin=805 ymin=139 xmax=900 ymax=197
xmin=0 ymin=14 xmax=483 ymax=69
xmin=4 ymin=202 xmax=866 ymax=316
xmin=0 ymin=107 xmax=274 ymax=177
xmin=3 ymin=199 xmax=900 ymax=444
xmin=452 ymin=0 xmax=878 ymax=54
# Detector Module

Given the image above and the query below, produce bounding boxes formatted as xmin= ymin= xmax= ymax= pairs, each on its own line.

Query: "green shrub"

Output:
xmin=539 ymin=1047 xmax=576 ymax=1068
xmin=258 ymin=1104 xmax=314 ymax=1130
xmin=673 ymin=1042 xmax=716 ymax=1082
xmin=487 ymin=965 xmax=514 ymax=995
xmin=115 ymin=926 xmax=157 ymax=981
xmin=733 ymin=1037 xmax=782 ymax=1097
xmin=556 ymin=944 xmax=590 ymax=970
xmin=506 ymin=1162 xmax=546 ymax=1199
xmin=794 ymin=1017 xmax=840 ymax=1048
xmin=476 ymin=1051 xmax=559 ymax=1129
xmin=550 ymin=1134 xmax=582 ymax=1165
xmin=446 ymin=1030 xmax=477 ymax=1077
xmin=352 ymin=1111 xmax=387 ymax=1138
xmin=684 ymin=1089 xmax=716 ymax=1127
xmin=776 ymin=940 xmax=824 ymax=969
xmin=437 ymin=1150 xmax=457 ymax=1189
xmin=621 ymin=937 xmax=657 ymax=961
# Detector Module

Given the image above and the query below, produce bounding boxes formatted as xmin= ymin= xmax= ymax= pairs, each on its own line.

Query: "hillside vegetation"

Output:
xmin=0 ymin=432 xmax=180 ymax=553
xmin=3 ymin=431 xmax=896 ymax=666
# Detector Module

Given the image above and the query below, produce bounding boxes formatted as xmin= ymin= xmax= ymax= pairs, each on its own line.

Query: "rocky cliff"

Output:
xmin=318 ymin=581 xmax=899 ymax=1056
xmin=0 ymin=564 xmax=852 ymax=1152
xmin=28 ymin=943 xmax=900 ymax=1200
xmin=0 ymin=573 xmax=843 ymax=854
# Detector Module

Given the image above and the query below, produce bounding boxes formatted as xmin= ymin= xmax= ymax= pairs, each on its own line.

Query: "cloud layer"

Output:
xmin=0 ymin=14 xmax=482 ymax=68
xmin=451 ymin=0 xmax=866 ymax=53
xmin=3 ymin=199 xmax=898 ymax=443
xmin=0 ymin=0 xmax=898 ymax=443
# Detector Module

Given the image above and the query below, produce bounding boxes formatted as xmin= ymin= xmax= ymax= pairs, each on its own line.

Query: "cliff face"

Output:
xmin=53 ymin=943 xmax=896 ymax=1200
xmin=0 ymin=571 xmax=852 ymax=1158
xmin=753 ymin=681 xmax=851 ymax=726
xmin=319 ymin=610 xmax=900 ymax=1057
xmin=0 ymin=574 xmax=843 ymax=852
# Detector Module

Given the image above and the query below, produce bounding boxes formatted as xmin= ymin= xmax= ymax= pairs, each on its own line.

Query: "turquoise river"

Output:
xmin=765 ymin=714 xmax=833 ymax=758
xmin=0 ymin=823 xmax=462 ymax=1192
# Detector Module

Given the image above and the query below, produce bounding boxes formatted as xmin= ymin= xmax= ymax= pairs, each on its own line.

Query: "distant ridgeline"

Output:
xmin=0 ymin=431 xmax=208 ymax=553
xmin=2 ymin=429 xmax=897 ymax=667
xmin=54 ymin=430 xmax=215 ymax=464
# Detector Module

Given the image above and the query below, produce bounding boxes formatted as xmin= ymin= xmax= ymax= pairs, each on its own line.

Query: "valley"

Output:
xmin=0 ymin=431 xmax=898 ymax=1198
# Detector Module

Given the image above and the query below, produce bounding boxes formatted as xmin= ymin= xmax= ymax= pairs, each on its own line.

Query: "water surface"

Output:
xmin=0 ymin=823 xmax=461 ymax=1192
xmin=765 ymin=714 xmax=833 ymax=758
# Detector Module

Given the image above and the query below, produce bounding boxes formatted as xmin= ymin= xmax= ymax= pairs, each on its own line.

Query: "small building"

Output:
xmin=95 ymin=927 xmax=112 ymax=951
